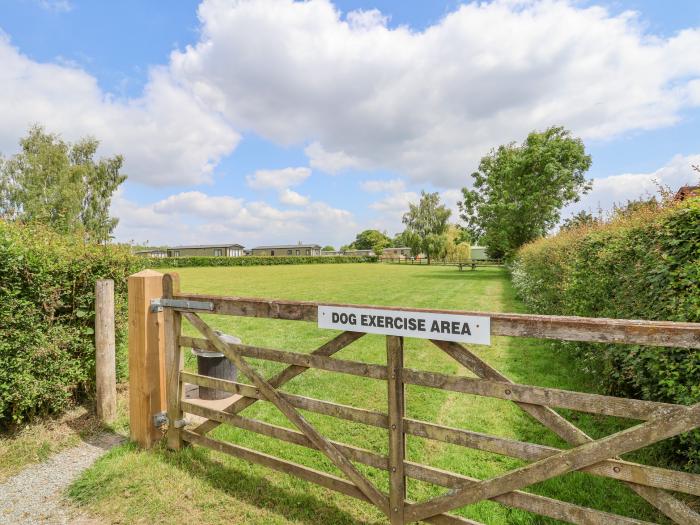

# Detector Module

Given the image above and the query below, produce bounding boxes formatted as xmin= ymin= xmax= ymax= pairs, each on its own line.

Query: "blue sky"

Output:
xmin=1 ymin=0 xmax=699 ymax=247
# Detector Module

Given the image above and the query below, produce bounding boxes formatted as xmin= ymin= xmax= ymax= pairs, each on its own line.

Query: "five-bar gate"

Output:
xmin=152 ymin=272 xmax=700 ymax=524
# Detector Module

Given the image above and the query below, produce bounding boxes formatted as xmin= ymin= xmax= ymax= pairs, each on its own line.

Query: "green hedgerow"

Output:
xmin=511 ymin=198 xmax=700 ymax=470
xmin=0 ymin=221 xmax=140 ymax=426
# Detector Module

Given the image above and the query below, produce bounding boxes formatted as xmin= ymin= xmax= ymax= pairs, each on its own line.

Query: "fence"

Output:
xmin=128 ymin=271 xmax=700 ymax=524
xmin=381 ymin=257 xmax=503 ymax=270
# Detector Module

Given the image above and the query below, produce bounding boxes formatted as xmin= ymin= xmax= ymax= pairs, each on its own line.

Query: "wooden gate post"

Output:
xmin=163 ymin=273 xmax=184 ymax=451
xmin=95 ymin=279 xmax=116 ymax=424
xmin=387 ymin=335 xmax=406 ymax=524
xmin=128 ymin=270 xmax=165 ymax=448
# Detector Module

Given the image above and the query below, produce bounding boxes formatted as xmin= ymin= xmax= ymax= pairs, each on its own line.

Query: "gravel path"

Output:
xmin=0 ymin=432 xmax=124 ymax=525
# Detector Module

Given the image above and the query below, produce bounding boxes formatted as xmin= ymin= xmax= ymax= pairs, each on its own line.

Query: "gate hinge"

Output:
xmin=150 ymin=298 xmax=215 ymax=313
xmin=152 ymin=411 xmax=189 ymax=429
xmin=153 ymin=411 xmax=168 ymax=427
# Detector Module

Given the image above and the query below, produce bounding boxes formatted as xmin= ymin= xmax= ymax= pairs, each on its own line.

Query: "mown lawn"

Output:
xmin=68 ymin=263 xmax=670 ymax=524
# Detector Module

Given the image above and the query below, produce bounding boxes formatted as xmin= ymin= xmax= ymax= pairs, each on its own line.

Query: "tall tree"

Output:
xmin=350 ymin=229 xmax=392 ymax=253
xmin=459 ymin=126 xmax=591 ymax=258
xmin=402 ymin=191 xmax=451 ymax=264
xmin=0 ymin=125 xmax=126 ymax=243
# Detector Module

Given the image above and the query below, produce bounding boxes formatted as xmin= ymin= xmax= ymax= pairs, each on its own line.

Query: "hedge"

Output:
xmin=511 ymin=198 xmax=700 ymax=469
xmin=145 ymin=255 xmax=377 ymax=268
xmin=0 ymin=221 xmax=140 ymax=426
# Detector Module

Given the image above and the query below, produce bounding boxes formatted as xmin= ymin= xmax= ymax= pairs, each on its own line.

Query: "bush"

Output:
xmin=0 ymin=221 xmax=140 ymax=426
xmin=145 ymin=255 xmax=377 ymax=268
xmin=511 ymin=199 xmax=700 ymax=469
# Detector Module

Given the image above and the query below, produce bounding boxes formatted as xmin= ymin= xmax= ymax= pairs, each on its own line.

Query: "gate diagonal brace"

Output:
xmin=432 ymin=340 xmax=700 ymax=525
xmin=182 ymin=312 xmax=391 ymax=516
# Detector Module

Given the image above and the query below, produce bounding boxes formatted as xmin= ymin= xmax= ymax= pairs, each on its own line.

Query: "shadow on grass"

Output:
xmin=168 ymin=444 xmax=384 ymax=525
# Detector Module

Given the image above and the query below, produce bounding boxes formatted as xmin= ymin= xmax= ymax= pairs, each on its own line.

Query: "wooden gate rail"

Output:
xmin=152 ymin=273 xmax=700 ymax=525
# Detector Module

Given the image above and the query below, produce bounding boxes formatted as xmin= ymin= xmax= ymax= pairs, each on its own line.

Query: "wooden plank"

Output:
xmin=190 ymin=331 xmax=365 ymax=436
xmin=171 ymin=294 xmax=700 ymax=349
xmin=404 ymin=418 xmax=700 ymax=497
xmin=386 ymin=336 xmax=406 ymax=524
xmin=406 ymin=402 xmax=700 ymax=522
xmin=182 ymin=400 xmax=388 ymax=470
xmin=183 ymin=371 xmax=700 ymax=498
xmin=181 ymin=430 xmax=481 ymax=525
xmin=183 ymin=371 xmax=700 ymax=499
xmin=182 ymin=401 xmax=654 ymax=525
xmin=434 ymin=341 xmax=700 ymax=523
xmin=127 ymin=270 xmax=165 ymax=449
xmin=403 ymin=461 xmax=656 ymax=525
xmin=181 ymin=337 xmax=387 ymax=380
xmin=164 ymin=273 xmax=184 ymax=451
xmin=95 ymin=279 xmax=116 ymax=424
xmin=183 ymin=312 xmax=390 ymax=514
xmin=181 ymin=372 xmax=389 ymax=428
xmin=401 ymin=368 xmax=677 ymax=420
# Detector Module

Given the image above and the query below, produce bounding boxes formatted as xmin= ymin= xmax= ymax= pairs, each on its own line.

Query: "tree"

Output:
xmin=459 ymin=126 xmax=591 ymax=258
xmin=561 ymin=210 xmax=600 ymax=231
xmin=444 ymin=224 xmax=471 ymax=261
xmin=350 ymin=229 xmax=392 ymax=253
xmin=322 ymin=245 xmax=335 ymax=251
xmin=401 ymin=191 xmax=451 ymax=264
xmin=0 ymin=125 xmax=126 ymax=243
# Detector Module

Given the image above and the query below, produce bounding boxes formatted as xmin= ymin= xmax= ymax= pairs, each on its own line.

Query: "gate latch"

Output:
xmin=152 ymin=411 xmax=189 ymax=429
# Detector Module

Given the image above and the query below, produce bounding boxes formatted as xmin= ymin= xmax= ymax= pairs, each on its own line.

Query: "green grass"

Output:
xmin=69 ymin=264 xmax=673 ymax=524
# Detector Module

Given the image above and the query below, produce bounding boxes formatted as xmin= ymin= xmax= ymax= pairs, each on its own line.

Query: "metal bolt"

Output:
xmin=505 ymin=389 xmax=511 ymax=395
xmin=391 ymin=467 xmax=396 ymax=472
xmin=613 ymin=466 xmax=621 ymax=473
xmin=393 ymin=507 xmax=399 ymax=513
xmin=391 ymin=424 xmax=397 ymax=430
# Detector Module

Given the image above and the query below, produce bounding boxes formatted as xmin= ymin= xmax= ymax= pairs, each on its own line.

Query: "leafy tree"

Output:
xmin=444 ymin=224 xmax=471 ymax=261
xmin=350 ymin=229 xmax=392 ymax=253
xmin=322 ymin=245 xmax=335 ymax=251
xmin=401 ymin=191 xmax=451 ymax=264
xmin=561 ymin=210 xmax=600 ymax=231
xmin=459 ymin=126 xmax=591 ymax=258
xmin=0 ymin=125 xmax=126 ymax=243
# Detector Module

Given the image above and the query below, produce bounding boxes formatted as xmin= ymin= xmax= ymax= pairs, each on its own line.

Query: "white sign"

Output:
xmin=318 ymin=306 xmax=491 ymax=345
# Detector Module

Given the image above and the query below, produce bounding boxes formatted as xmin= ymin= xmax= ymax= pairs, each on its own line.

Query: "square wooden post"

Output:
xmin=387 ymin=335 xmax=406 ymax=524
xmin=163 ymin=273 xmax=185 ymax=450
xmin=128 ymin=270 xmax=165 ymax=448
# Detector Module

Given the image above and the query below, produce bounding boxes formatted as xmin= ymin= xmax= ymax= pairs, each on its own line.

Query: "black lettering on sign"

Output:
xmin=441 ymin=320 xmax=450 ymax=333
xmin=461 ymin=323 xmax=471 ymax=335
xmin=385 ymin=316 xmax=394 ymax=329
xmin=430 ymin=320 xmax=439 ymax=333
xmin=332 ymin=312 xmax=340 ymax=323
xmin=418 ymin=319 xmax=426 ymax=331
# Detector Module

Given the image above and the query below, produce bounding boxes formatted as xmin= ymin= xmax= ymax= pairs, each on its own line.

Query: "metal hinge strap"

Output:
xmin=150 ymin=298 xmax=214 ymax=313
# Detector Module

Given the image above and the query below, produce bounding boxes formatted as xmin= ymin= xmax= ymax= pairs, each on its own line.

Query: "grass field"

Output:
xmin=68 ymin=263 xmax=673 ymax=524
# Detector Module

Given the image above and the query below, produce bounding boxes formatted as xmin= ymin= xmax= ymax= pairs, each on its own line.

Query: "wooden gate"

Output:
xmin=155 ymin=273 xmax=700 ymax=524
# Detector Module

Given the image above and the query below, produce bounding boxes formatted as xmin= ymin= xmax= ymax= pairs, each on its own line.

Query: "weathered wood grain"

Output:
xmin=406 ymin=403 xmax=700 ymax=522
xmin=171 ymin=293 xmax=700 ymax=348
xmin=164 ymin=273 xmax=184 ymax=451
xmin=183 ymin=312 xmax=390 ymax=514
xmin=386 ymin=336 xmax=406 ymax=524
xmin=95 ymin=279 xmax=116 ymax=424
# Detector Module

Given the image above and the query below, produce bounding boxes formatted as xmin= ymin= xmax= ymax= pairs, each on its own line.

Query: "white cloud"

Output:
xmin=169 ymin=0 xmax=700 ymax=187
xmin=563 ymin=154 xmax=700 ymax=219
xmin=246 ymin=167 xmax=311 ymax=191
xmin=279 ymin=188 xmax=310 ymax=206
xmin=113 ymin=190 xmax=356 ymax=246
xmin=305 ymin=142 xmax=361 ymax=174
xmin=0 ymin=34 xmax=239 ymax=186
xmin=36 ymin=0 xmax=73 ymax=12
xmin=360 ymin=179 xmax=406 ymax=193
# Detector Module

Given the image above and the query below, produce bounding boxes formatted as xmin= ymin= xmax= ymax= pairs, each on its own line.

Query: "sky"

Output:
xmin=1 ymin=0 xmax=699 ymax=248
